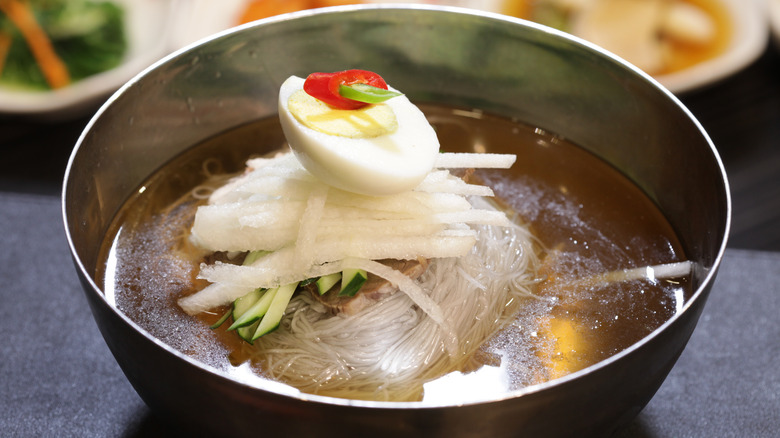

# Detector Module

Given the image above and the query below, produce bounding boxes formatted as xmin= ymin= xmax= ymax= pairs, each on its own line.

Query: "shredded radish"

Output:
xmin=293 ymin=184 xmax=328 ymax=271
xmin=180 ymin=260 xmax=349 ymax=315
xmin=180 ymin=151 xmax=515 ymax=334
xmin=432 ymin=210 xmax=515 ymax=227
xmin=190 ymin=153 xmax=504 ymax=254
xmin=435 ymin=152 xmax=516 ymax=169
xmin=414 ymin=170 xmax=494 ymax=196
xmin=198 ymin=233 xmax=477 ymax=288
xmin=179 ymin=283 xmax=256 ymax=315
xmin=561 ymin=261 xmax=694 ymax=289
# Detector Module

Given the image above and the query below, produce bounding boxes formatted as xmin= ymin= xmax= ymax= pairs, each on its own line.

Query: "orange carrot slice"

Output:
xmin=0 ymin=0 xmax=70 ymax=88
xmin=0 ymin=30 xmax=11 ymax=75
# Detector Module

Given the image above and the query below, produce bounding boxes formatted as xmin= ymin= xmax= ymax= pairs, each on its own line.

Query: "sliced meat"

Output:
xmin=449 ymin=167 xmax=475 ymax=183
xmin=307 ymin=258 xmax=429 ymax=316
xmin=203 ymin=251 xmax=237 ymax=265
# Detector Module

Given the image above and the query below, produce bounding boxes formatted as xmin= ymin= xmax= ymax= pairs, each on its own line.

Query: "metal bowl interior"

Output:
xmin=62 ymin=5 xmax=730 ymax=437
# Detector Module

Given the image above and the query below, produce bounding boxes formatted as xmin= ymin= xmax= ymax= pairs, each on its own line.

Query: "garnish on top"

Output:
xmin=303 ymin=69 xmax=403 ymax=110
xmin=287 ymin=83 xmax=397 ymax=139
xmin=278 ymin=69 xmax=440 ymax=196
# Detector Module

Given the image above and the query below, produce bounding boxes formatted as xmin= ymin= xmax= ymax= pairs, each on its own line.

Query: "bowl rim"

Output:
xmin=62 ymin=3 xmax=732 ymax=409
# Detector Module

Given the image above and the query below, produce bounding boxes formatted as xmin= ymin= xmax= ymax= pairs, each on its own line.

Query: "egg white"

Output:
xmin=278 ymin=76 xmax=440 ymax=196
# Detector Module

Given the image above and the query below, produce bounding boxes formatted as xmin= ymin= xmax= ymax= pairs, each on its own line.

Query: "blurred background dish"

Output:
xmin=770 ymin=0 xmax=780 ymax=46
xmin=168 ymin=0 xmax=248 ymax=50
xmin=0 ymin=0 xmax=769 ymax=119
xmin=649 ymin=0 xmax=768 ymax=92
xmin=170 ymin=0 xmax=768 ymax=94
xmin=0 ymin=0 xmax=174 ymax=117
xmin=516 ymin=0 xmax=768 ymax=93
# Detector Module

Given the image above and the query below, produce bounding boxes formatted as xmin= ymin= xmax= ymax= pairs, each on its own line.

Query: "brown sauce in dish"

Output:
xmin=507 ymin=0 xmax=732 ymax=76
xmin=656 ymin=0 xmax=733 ymax=75
xmin=97 ymin=104 xmax=690 ymax=400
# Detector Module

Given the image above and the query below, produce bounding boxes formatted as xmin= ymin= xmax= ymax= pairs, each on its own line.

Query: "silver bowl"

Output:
xmin=62 ymin=5 xmax=730 ymax=437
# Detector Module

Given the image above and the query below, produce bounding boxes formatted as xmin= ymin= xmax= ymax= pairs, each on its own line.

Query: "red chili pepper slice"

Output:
xmin=303 ymin=69 xmax=389 ymax=110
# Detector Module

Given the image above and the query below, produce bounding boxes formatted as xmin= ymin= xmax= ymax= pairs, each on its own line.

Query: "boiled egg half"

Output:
xmin=278 ymin=75 xmax=439 ymax=196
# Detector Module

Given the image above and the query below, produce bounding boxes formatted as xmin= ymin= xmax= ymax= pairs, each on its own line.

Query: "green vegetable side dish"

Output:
xmin=0 ymin=0 xmax=127 ymax=91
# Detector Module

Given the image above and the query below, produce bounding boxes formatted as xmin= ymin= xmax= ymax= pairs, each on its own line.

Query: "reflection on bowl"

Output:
xmin=63 ymin=6 xmax=729 ymax=437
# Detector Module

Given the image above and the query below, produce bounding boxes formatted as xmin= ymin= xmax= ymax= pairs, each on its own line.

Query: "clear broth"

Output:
xmin=98 ymin=105 xmax=690 ymax=401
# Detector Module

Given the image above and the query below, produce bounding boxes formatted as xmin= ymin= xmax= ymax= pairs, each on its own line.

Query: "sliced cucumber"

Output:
xmin=316 ymin=272 xmax=342 ymax=295
xmin=231 ymin=288 xmax=263 ymax=320
xmin=229 ymin=287 xmax=277 ymax=330
xmin=237 ymin=320 xmax=261 ymax=344
xmin=252 ymin=282 xmax=299 ymax=340
xmin=299 ymin=277 xmax=317 ymax=287
xmin=209 ymin=308 xmax=232 ymax=329
xmin=339 ymin=268 xmax=367 ymax=297
xmin=243 ymin=250 xmax=270 ymax=266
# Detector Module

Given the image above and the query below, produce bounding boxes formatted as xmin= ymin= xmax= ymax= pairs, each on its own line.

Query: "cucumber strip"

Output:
xmin=237 ymin=320 xmax=261 ymax=344
xmin=316 ymin=272 xmax=341 ymax=295
xmin=232 ymin=288 xmax=263 ymax=319
xmin=339 ymin=268 xmax=367 ymax=297
xmin=209 ymin=308 xmax=232 ymax=329
xmin=299 ymin=277 xmax=317 ymax=287
xmin=252 ymin=282 xmax=299 ymax=340
xmin=229 ymin=287 xmax=278 ymax=330
xmin=243 ymin=250 xmax=270 ymax=266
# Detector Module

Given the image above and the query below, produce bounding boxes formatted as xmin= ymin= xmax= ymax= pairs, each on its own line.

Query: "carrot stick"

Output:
xmin=0 ymin=30 xmax=11 ymax=75
xmin=0 ymin=0 xmax=70 ymax=88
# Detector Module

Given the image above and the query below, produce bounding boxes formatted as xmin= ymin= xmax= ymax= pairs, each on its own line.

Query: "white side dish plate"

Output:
xmin=769 ymin=0 xmax=780 ymax=47
xmin=168 ymin=0 xmax=771 ymax=95
xmin=0 ymin=0 xmax=771 ymax=117
xmin=654 ymin=0 xmax=768 ymax=93
xmin=0 ymin=0 xmax=175 ymax=117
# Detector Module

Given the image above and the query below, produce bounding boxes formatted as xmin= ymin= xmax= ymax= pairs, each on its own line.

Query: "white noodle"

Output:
xmin=244 ymin=219 xmax=539 ymax=401
xmin=175 ymin=150 xmax=695 ymax=401
xmin=180 ymin=151 xmax=541 ymax=400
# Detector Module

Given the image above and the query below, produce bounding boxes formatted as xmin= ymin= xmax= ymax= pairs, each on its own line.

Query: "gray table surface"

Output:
xmin=1 ymin=191 xmax=778 ymax=437
xmin=3 ymin=34 xmax=779 ymax=438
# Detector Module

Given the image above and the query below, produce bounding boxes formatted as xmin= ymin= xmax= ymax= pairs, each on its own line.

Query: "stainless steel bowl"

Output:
xmin=62 ymin=5 xmax=730 ymax=437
